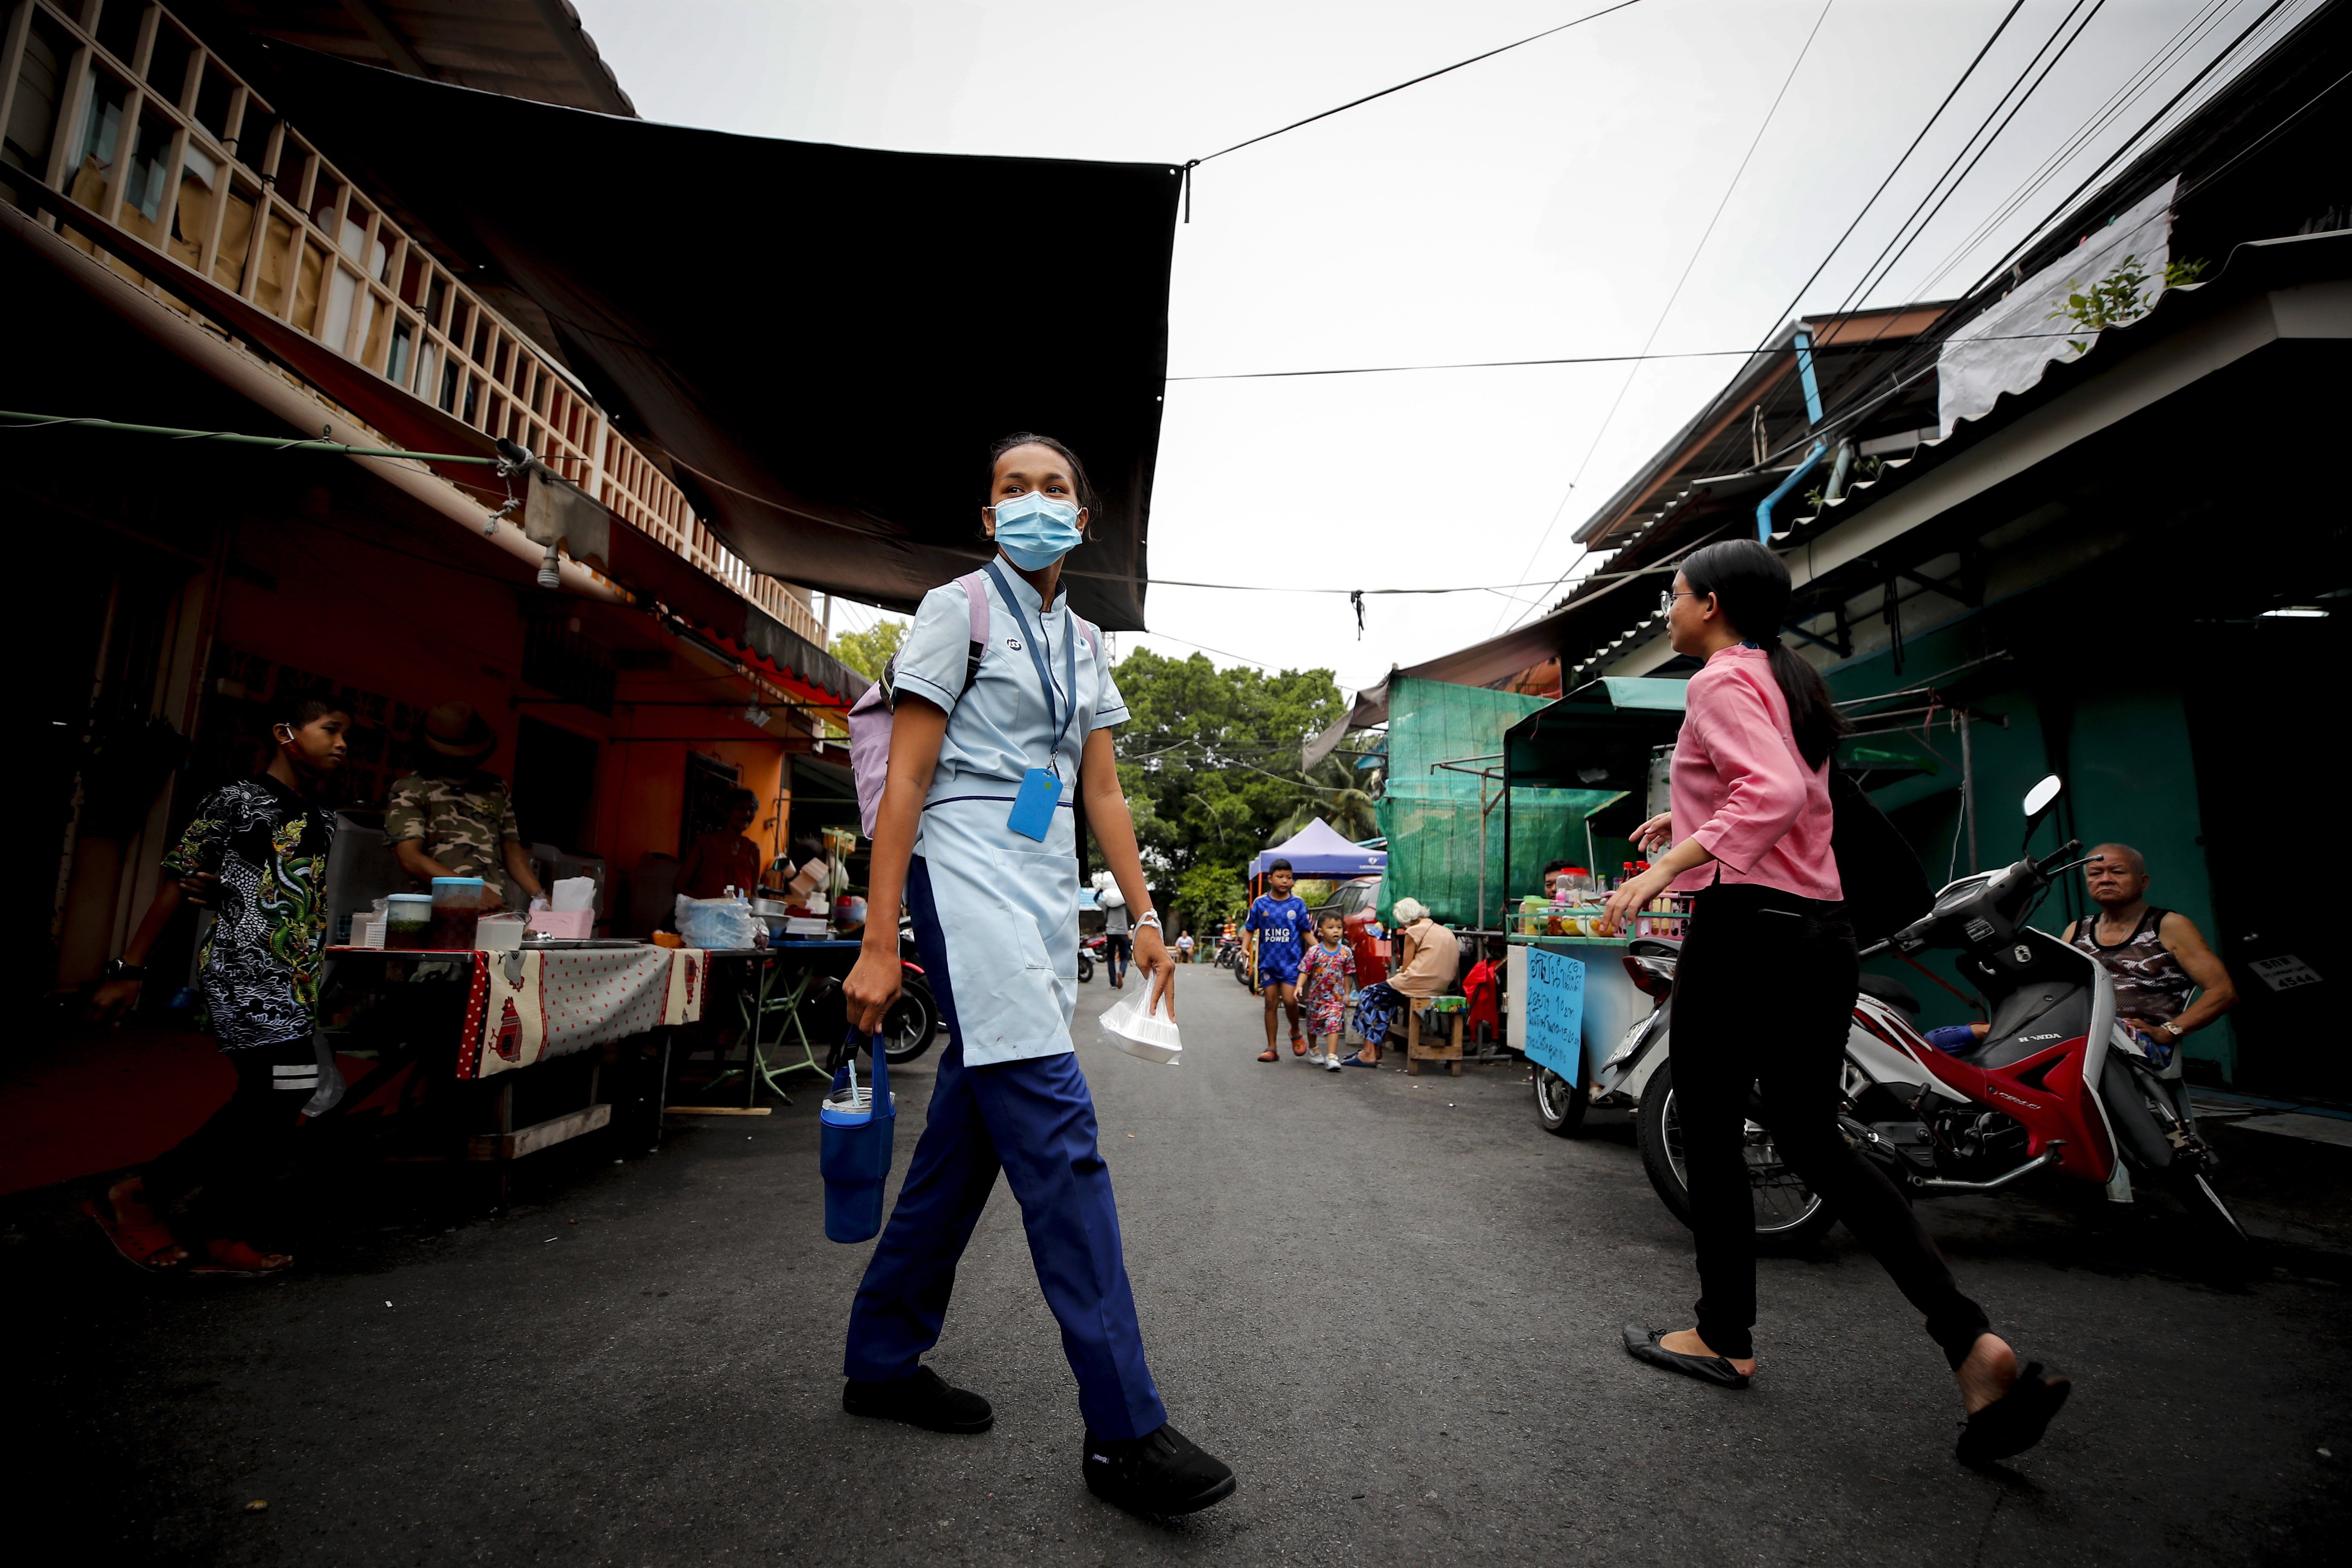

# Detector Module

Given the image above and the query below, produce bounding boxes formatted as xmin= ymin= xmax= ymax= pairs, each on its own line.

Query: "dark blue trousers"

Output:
xmin=843 ymin=858 xmax=1167 ymax=1441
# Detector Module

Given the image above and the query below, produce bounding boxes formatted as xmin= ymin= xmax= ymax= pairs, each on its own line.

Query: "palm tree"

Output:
xmin=1267 ymin=756 xmax=1381 ymax=845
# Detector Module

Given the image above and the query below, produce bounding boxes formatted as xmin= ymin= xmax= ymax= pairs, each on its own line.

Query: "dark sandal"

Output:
xmin=82 ymin=1197 xmax=188 ymax=1272
xmin=1956 ymin=1361 xmax=2070 ymax=1465
xmin=1622 ymin=1324 xmax=1751 ymax=1389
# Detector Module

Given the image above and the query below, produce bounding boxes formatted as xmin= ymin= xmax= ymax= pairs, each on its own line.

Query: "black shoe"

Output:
xmin=1622 ymin=1323 xmax=1751 ymax=1389
xmin=842 ymin=1366 xmax=993 ymax=1433
xmin=1082 ymin=1424 xmax=1236 ymax=1516
xmin=1956 ymin=1361 xmax=2070 ymax=1466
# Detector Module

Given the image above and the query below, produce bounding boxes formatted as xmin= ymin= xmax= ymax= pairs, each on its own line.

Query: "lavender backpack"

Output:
xmin=846 ymin=570 xmax=1099 ymax=840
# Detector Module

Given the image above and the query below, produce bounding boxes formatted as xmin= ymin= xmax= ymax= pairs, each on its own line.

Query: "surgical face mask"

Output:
xmin=991 ymin=490 xmax=1083 ymax=570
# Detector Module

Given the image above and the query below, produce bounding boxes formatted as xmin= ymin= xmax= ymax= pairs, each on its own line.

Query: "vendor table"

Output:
xmin=691 ymin=942 xmax=865 ymax=1109
xmin=319 ymin=944 xmax=708 ymax=1173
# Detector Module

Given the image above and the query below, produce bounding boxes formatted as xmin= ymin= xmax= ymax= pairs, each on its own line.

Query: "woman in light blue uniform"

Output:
xmin=841 ymin=433 xmax=1234 ymax=1518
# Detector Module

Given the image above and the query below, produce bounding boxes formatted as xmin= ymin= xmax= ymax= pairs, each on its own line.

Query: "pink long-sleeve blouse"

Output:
xmin=1666 ymin=645 xmax=1842 ymax=900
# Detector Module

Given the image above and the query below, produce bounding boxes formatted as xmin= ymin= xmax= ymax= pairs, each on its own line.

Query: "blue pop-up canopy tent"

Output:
xmin=1250 ymin=818 xmax=1388 ymax=879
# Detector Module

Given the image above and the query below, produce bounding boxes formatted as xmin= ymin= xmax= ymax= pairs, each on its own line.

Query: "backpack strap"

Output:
xmin=956 ymin=570 xmax=991 ymax=696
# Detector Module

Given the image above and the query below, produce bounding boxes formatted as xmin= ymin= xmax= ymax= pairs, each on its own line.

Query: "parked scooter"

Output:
xmin=1586 ymin=776 xmax=2247 ymax=1260
xmin=1078 ymin=933 xmax=1103 ymax=985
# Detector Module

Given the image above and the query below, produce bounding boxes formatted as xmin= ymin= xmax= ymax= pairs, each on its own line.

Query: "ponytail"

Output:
xmin=1681 ymin=539 xmax=1850 ymax=770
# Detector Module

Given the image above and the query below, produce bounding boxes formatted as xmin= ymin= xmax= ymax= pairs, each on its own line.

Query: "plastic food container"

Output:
xmin=429 ymin=876 xmax=488 ymax=949
xmin=476 ymin=915 xmax=526 ymax=952
xmin=385 ymin=894 xmax=433 ymax=950
xmin=1098 ymin=990 xmax=1182 ymax=1064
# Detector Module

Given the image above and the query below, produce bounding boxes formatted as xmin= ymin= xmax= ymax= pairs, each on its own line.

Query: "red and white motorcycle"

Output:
xmin=1592 ymin=776 xmax=2246 ymax=1259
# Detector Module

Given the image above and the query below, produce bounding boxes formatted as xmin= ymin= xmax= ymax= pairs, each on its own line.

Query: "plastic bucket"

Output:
xmin=818 ymin=1032 xmax=894 ymax=1243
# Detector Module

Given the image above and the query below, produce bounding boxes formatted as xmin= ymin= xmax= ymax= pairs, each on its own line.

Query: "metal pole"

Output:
xmin=1959 ymin=711 xmax=1978 ymax=873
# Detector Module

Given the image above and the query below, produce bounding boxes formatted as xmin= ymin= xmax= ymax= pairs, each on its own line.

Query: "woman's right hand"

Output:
xmin=1631 ymin=812 xmax=1674 ymax=855
xmin=842 ymin=944 xmax=903 ymax=1037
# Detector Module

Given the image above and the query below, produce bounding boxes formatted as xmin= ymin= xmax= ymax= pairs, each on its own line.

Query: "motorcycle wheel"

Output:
xmin=1236 ymin=956 xmax=1256 ymax=992
xmin=858 ymin=974 xmax=938 ymax=1066
xmin=1534 ymin=1066 xmax=1587 ymax=1138
xmin=1636 ymin=1059 xmax=1838 ymax=1256
xmin=1077 ymin=954 xmax=1093 ymax=984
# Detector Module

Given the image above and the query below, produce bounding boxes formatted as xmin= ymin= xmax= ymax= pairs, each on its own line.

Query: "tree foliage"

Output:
xmin=830 ymin=619 xmax=907 ymax=683
xmin=1106 ymin=649 xmax=1348 ymax=925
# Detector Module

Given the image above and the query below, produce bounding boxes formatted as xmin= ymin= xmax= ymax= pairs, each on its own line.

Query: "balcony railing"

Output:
xmin=0 ymin=0 xmax=825 ymax=647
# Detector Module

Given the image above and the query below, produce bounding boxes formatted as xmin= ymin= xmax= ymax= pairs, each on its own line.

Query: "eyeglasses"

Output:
xmin=1659 ymin=588 xmax=1698 ymax=618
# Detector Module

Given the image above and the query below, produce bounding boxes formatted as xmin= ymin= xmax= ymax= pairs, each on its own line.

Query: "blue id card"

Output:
xmin=1007 ymin=766 xmax=1061 ymax=842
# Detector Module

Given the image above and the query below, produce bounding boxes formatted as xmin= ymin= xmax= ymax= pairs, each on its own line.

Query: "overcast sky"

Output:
xmin=572 ymin=0 xmax=2319 ymax=693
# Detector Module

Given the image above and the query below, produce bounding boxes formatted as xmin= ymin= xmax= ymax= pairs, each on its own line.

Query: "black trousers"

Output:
xmin=1673 ymin=882 xmax=1990 ymax=1368
xmin=142 ymin=1034 xmax=317 ymax=1244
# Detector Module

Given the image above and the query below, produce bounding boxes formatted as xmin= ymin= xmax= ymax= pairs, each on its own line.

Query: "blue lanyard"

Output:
xmin=983 ymin=561 xmax=1080 ymax=773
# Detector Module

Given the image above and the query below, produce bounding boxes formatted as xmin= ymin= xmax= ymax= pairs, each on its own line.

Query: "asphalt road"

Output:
xmin=10 ymin=961 xmax=2349 ymax=1565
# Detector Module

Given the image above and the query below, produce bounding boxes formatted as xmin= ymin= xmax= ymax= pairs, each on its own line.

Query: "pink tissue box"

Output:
xmin=525 ymin=908 xmax=594 ymax=938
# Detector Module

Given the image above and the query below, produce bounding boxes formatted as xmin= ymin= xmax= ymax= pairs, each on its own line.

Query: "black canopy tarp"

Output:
xmin=253 ymin=43 xmax=1180 ymax=629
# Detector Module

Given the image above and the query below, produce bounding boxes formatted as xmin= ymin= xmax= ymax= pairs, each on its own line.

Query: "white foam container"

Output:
xmin=1099 ymin=990 xmax=1182 ymax=1064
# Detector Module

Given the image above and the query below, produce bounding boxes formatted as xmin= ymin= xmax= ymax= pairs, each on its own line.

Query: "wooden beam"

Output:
xmin=467 ymin=1101 xmax=611 ymax=1160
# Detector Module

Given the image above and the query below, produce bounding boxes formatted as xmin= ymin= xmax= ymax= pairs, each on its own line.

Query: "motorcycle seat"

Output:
xmin=1856 ymin=973 xmax=1922 ymax=1016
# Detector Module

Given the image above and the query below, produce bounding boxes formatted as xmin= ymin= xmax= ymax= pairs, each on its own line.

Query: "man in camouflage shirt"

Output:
xmin=385 ymin=701 xmax=543 ymax=909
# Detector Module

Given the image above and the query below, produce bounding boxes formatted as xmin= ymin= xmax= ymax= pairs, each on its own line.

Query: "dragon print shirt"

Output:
xmin=163 ymin=775 xmax=336 ymax=1050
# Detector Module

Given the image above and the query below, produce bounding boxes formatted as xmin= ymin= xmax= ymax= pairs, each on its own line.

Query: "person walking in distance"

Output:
xmin=839 ymin=433 xmax=1234 ymax=1517
xmin=1603 ymin=539 xmax=2067 ymax=1467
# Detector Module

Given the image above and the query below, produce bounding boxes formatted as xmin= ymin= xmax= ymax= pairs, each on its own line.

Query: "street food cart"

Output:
xmin=1498 ymin=680 xmax=1690 ymax=1093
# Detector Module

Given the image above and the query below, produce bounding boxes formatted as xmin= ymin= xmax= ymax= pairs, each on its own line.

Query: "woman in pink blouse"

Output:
xmin=1601 ymin=539 xmax=2067 ymax=1466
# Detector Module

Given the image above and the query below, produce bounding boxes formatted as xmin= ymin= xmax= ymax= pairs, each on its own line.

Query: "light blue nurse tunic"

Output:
xmin=845 ymin=563 xmax=1167 ymax=1440
xmin=888 ymin=566 xmax=1128 ymax=1062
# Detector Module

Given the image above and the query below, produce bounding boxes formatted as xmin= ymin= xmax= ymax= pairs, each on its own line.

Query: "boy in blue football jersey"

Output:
xmin=1245 ymin=860 xmax=1315 ymax=1061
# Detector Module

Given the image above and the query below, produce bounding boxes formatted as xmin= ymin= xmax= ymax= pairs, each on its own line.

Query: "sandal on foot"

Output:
xmin=1341 ymin=1052 xmax=1378 ymax=1068
xmin=188 ymin=1239 xmax=291 ymax=1277
xmin=82 ymin=1197 xmax=187 ymax=1272
xmin=1291 ymin=1036 xmax=1307 ymax=1056
xmin=1622 ymin=1324 xmax=1751 ymax=1389
xmin=1257 ymin=1048 xmax=1280 ymax=1063
xmin=1956 ymin=1361 xmax=2070 ymax=1466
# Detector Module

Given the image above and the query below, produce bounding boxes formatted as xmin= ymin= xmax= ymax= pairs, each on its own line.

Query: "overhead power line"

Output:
xmin=1495 ymin=0 xmax=1838 ymax=637
xmin=1185 ymin=0 xmax=1649 ymax=173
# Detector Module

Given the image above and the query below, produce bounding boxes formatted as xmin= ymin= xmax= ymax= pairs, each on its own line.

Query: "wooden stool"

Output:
xmin=1405 ymin=1002 xmax=1464 ymax=1077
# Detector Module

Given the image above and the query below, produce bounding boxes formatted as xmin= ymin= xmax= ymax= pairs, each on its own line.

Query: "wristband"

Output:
xmin=104 ymin=958 xmax=147 ymax=981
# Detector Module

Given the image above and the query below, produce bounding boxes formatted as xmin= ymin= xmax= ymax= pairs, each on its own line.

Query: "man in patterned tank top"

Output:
xmin=2062 ymin=843 xmax=2237 ymax=1051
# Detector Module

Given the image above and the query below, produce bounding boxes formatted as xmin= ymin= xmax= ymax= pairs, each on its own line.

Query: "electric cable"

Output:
xmin=1183 ymin=1 xmax=1649 ymax=177
xmin=1492 ymin=0 xmax=1838 ymax=636
xmin=1777 ymin=0 xmax=2304 ymax=457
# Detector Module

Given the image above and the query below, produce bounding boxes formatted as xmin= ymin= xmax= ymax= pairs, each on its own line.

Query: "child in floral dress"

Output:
xmin=1297 ymin=914 xmax=1357 ymax=1073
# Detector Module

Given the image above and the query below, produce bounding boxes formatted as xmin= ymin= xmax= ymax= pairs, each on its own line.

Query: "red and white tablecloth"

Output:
xmin=459 ymin=947 xmax=707 ymax=1078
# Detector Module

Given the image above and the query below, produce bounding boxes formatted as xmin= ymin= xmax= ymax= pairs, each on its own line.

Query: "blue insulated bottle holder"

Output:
xmin=818 ymin=1032 xmax=894 ymax=1243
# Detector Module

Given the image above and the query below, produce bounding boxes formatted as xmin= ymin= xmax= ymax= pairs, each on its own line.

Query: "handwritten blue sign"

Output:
xmin=1522 ymin=948 xmax=1586 ymax=1080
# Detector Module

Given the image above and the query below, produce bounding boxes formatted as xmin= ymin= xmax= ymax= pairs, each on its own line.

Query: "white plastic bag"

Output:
xmin=1099 ymin=989 xmax=1181 ymax=1065
xmin=679 ymin=897 xmax=760 ymax=950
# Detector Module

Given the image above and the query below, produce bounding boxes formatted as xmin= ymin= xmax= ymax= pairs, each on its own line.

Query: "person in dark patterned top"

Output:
xmin=85 ymin=689 xmax=352 ymax=1276
xmin=2063 ymin=843 xmax=2237 ymax=1054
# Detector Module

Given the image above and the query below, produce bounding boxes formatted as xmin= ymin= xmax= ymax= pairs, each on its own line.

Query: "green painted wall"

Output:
xmin=1820 ymin=611 xmax=2235 ymax=1078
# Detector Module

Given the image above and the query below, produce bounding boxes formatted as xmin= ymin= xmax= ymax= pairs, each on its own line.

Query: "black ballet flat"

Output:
xmin=1622 ymin=1324 xmax=1750 ymax=1390
xmin=1956 ymin=1360 xmax=2070 ymax=1466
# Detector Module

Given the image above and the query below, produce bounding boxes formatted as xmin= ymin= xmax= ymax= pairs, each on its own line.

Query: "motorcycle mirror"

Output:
xmin=2021 ymin=773 xmax=2063 ymax=853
